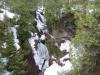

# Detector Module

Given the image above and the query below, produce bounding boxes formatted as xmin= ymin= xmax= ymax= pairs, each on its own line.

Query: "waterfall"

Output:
xmin=28 ymin=6 xmax=50 ymax=75
xmin=36 ymin=7 xmax=48 ymax=33
xmin=28 ymin=32 xmax=49 ymax=75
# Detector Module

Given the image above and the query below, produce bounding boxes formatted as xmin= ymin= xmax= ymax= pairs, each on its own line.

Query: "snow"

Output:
xmin=11 ymin=25 xmax=20 ymax=50
xmin=1 ymin=58 xmax=8 ymax=64
xmin=44 ymin=61 xmax=62 ymax=75
xmin=1 ymin=42 xmax=7 ymax=48
xmin=60 ymin=54 xmax=70 ymax=63
xmin=59 ymin=40 xmax=71 ymax=52
xmin=61 ymin=60 xmax=72 ymax=72
xmin=88 ymin=9 xmax=93 ymax=14
xmin=0 ymin=12 xmax=5 ymax=21
xmin=5 ymin=10 xmax=15 ymax=19
xmin=0 ymin=8 xmax=15 ymax=21
xmin=60 ymin=54 xmax=72 ymax=72
xmin=71 ymin=7 xmax=77 ymax=11
xmin=13 ymin=43 xmax=20 ymax=50
xmin=2 ymin=71 xmax=11 ymax=75
xmin=44 ymin=39 xmax=78 ymax=75
xmin=44 ymin=54 xmax=72 ymax=75
xmin=88 ymin=0 xmax=94 ymax=1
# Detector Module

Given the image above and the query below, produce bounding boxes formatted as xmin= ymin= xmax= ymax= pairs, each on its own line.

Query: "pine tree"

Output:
xmin=0 ymin=0 xmax=100 ymax=75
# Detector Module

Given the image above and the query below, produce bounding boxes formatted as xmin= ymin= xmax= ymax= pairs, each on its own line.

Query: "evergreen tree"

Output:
xmin=0 ymin=0 xmax=100 ymax=75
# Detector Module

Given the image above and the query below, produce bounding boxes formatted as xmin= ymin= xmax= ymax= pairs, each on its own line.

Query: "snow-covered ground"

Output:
xmin=44 ymin=54 xmax=72 ymax=75
xmin=44 ymin=40 xmax=74 ymax=75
